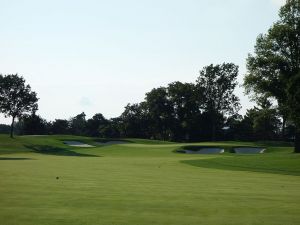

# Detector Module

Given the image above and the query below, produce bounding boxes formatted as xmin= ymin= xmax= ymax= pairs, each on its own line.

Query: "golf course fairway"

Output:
xmin=0 ymin=135 xmax=299 ymax=225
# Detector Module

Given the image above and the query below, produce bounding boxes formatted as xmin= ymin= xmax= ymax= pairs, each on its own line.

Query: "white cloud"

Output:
xmin=270 ymin=0 xmax=286 ymax=6
xmin=80 ymin=97 xmax=93 ymax=107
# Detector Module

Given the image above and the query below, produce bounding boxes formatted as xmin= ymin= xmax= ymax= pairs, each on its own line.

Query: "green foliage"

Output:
xmin=0 ymin=74 xmax=38 ymax=118
xmin=197 ymin=63 xmax=240 ymax=115
xmin=226 ymin=103 xmax=281 ymax=141
xmin=287 ymin=71 xmax=300 ymax=125
xmin=0 ymin=124 xmax=10 ymax=134
xmin=120 ymin=103 xmax=149 ymax=138
xmin=167 ymin=82 xmax=200 ymax=140
xmin=86 ymin=113 xmax=108 ymax=137
xmin=0 ymin=74 xmax=38 ymax=138
xmin=115 ymin=66 xmax=241 ymax=142
xmin=0 ymin=65 xmax=241 ymax=142
xmin=196 ymin=63 xmax=241 ymax=140
xmin=244 ymin=0 xmax=300 ymax=151
xmin=50 ymin=119 xmax=70 ymax=134
xmin=145 ymin=87 xmax=174 ymax=140
xmin=69 ymin=112 xmax=87 ymax=136
xmin=16 ymin=114 xmax=49 ymax=135
xmin=99 ymin=117 xmax=121 ymax=138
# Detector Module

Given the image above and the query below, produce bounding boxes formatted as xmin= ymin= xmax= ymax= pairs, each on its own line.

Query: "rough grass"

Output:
xmin=0 ymin=134 xmax=299 ymax=225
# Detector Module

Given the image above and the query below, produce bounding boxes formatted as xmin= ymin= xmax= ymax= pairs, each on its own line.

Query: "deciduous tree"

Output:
xmin=196 ymin=63 xmax=240 ymax=140
xmin=0 ymin=74 xmax=38 ymax=138
xmin=244 ymin=0 xmax=300 ymax=152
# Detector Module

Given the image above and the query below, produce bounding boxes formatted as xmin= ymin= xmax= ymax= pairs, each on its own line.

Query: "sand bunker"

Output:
xmin=95 ymin=141 xmax=127 ymax=145
xmin=184 ymin=148 xmax=224 ymax=154
xmin=234 ymin=147 xmax=265 ymax=154
xmin=63 ymin=141 xmax=95 ymax=148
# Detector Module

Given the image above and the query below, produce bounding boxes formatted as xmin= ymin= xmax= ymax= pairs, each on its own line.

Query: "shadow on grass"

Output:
xmin=175 ymin=145 xmax=227 ymax=153
xmin=0 ymin=157 xmax=33 ymax=160
xmin=181 ymin=156 xmax=300 ymax=176
xmin=91 ymin=139 xmax=133 ymax=145
xmin=25 ymin=145 xmax=99 ymax=157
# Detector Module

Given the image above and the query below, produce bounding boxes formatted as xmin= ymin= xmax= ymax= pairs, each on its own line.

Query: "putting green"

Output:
xmin=0 ymin=135 xmax=299 ymax=225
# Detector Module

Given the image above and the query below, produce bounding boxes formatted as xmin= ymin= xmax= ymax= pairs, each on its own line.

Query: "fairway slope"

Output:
xmin=181 ymin=154 xmax=300 ymax=176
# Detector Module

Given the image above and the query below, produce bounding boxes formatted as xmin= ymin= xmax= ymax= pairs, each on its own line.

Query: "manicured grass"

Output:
xmin=0 ymin=134 xmax=299 ymax=225
xmin=182 ymin=154 xmax=300 ymax=176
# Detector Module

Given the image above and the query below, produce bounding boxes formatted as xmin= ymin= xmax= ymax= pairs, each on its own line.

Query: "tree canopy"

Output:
xmin=244 ymin=0 xmax=300 ymax=152
xmin=196 ymin=63 xmax=240 ymax=140
xmin=0 ymin=74 xmax=38 ymax=138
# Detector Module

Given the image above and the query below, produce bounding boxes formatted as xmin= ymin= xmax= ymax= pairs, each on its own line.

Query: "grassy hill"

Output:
xmin=0 ymin=134 xmax=299 ymax=225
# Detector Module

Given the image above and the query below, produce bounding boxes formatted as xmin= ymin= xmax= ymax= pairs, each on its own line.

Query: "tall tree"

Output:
xmin=0 ymin=74 xmax=38 ymax=138
xmin=252 ymin=98 xmax=281 ymax=140
xmin=167 ymin=82 xmax=200 ymax=141
xmin=244 ymin=0 xmax=300 ymax=152
xmin=16 ymin=113 xmax=49 ymax=135
xmin=86 ymin=113 xmax=108 ymax=137
xmin=69 ymin=112 xmax=87 ymax=136
xmin=51 ymin=119 xmax=70 ymax=134
xmin=196 ymin=63 xmax=240 ymax=140
xmin=99 ymin=117 xmax=121 ymax=138
xmin=120 ymin=103 xmax=149 ymax=138
xmin=145 ymin=87 xmax=174 ymax=140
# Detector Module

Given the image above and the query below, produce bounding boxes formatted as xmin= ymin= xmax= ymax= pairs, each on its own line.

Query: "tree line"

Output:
xmin=0 ymin=0 xmax=299 ymax=151
xmin=1 ymin=63 xmax=295 ymax=143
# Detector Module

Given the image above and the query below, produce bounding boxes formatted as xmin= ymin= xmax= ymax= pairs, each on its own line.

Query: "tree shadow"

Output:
xmin=0 ymin=157 xmax=33 ymax=160
xmin=175 ymin=145 xmax=227 ymax=153
xmin=24 ymin=145 xmax=99 ymax=157
xmin=92 ymin=139 xmax=134 ymax=144
xmin=181 ymin=156 xmax=300 ymax=176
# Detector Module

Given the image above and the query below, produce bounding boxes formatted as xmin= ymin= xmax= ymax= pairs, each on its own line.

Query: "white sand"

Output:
xmin=234 ymin=147 xmax=265 ymax=154
xmin=184 ymin=148 xmax=224 ymax=154
xmin=95 ymin=141 xmax=127 ymax=145
xmin=63 ymin=141 xmax=95 ymax=148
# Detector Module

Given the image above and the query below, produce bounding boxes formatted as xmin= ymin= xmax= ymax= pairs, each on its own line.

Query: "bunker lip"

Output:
xmin=234 ymin=147 xmax=266 ymax=154
xmin=63 ymin=141 xmax=95 ymax=148
xmin=178 ymin=146 xmax=225 ymax=154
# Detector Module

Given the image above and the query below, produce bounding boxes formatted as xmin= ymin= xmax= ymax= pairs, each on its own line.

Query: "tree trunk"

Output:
xmin=10 ymin=116 xmax=15 ymax=138
xmin=295 ymin=127 xmax=300 ymax=153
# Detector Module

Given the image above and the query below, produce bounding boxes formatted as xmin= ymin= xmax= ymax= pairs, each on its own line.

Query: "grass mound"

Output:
xmin=181 ymin=153 xmax=300 ymax=176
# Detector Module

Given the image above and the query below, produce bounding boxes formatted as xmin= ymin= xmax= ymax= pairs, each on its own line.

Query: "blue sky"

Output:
xmin=0 ymin=0 xmax=285 ymax=123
